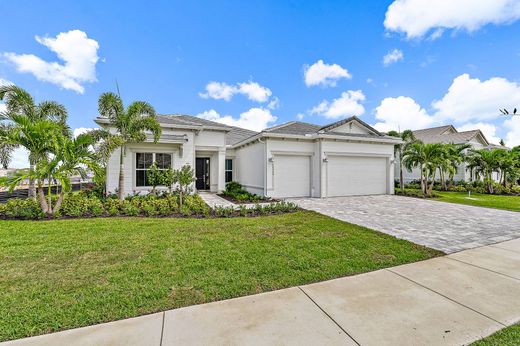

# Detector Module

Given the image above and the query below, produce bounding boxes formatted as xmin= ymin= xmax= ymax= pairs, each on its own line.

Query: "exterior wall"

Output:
xmin=234 ymin=141 xmax=265 ymax=195
xmin=106 ymin=127 xmax=231 ymax=196
xmin=320 ymin=140 xmax=395 ymax=197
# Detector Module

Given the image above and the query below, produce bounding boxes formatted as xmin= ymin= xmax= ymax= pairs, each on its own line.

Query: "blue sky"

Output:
xmin=2 ymin=0 xmax=520 ymax=166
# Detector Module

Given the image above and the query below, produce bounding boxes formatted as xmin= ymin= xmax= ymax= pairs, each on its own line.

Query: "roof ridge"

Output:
xmin=263 ymin=121 xmax=298 ymax=132
xmin=413 ymin=124 xmax=455 ymax=132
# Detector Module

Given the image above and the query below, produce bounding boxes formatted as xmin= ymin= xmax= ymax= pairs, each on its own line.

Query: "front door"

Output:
xmin=196 ymin=157 xmax=210 ymax=190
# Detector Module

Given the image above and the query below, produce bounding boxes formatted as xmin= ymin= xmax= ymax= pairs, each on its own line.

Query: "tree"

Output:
xmin=0 ymin=124 xmax=16 ymax=169
xmin=466 ymin=149 xmax=502 ymax=193
xmin=0 ymin=85 xmax=67 ymax=197
xmin=387 ymin=129 xmax=416 ymax=192
xmin=172 ymin=164 xmax=196 ymax=207
xmin=146 ymin=163 xmax=163 ymax=195
xmin=92 ymin=92 xmax=161 ymax=200
xmin=402 ymin=142 xmax=445 ymax=196
xmin=438 ymin=143 xmax=471 ymax=190
xmin=1 ymin=131 xmax=100 ymax=216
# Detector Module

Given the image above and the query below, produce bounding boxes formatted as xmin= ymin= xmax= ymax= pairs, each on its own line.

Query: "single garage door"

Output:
xmin=273 ymin=155 xmax=311 ymax=197
xmin=327 ymin=156 xmax=387 ymax=196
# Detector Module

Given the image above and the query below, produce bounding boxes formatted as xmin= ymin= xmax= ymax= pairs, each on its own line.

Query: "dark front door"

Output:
xmin=195 ymin=157 xmax=210 ymax=190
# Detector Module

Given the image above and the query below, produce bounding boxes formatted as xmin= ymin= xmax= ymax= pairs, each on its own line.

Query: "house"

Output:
xmin=95 ymin=115 xmax=401 ymax=198
xmin=397 ymin=125 xmax=503 ymax=183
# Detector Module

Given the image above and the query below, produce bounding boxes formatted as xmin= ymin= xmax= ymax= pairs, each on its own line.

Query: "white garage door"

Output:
xmin=327 ymin=156 xmax=387 ymax=196
xmin=274 ymin=155 xmax=311 ymax=197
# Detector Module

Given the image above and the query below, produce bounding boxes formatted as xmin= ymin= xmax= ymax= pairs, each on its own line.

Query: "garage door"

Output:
xmin=327 ymin=156 xmax=387 ymax=196
xmin=273 ymin=155 xmax=311 ymax=197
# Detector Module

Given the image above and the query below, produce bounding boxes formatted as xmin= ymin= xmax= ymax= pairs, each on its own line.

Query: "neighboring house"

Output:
xmin=397 ymin=125 xmax=503 ymax=183
xmin=96 ymin=115 xmax=400 ymax=198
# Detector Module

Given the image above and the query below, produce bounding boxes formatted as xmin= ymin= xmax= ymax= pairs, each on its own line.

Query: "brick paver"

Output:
xmin=290 ymin=195 xmax=520 ymax=253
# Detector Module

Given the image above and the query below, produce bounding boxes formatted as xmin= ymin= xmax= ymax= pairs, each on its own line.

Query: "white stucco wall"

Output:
xmin=234 ymin=141 xmax=265 ymax=195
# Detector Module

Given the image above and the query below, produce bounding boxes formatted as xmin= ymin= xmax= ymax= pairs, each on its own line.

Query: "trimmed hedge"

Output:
xmin=221 ymin=181 xmax=268 ymax=203
xmin=0 ymin=193 xmax=299 ymax=220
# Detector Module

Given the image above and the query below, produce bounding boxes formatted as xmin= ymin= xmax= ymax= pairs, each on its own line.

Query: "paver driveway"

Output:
xmin=290 ymin=195 xmax=520 ymax=253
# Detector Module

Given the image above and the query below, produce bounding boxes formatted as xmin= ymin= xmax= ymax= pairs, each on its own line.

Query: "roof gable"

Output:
xmin=319 ymin=116 xmax=382 ymax=136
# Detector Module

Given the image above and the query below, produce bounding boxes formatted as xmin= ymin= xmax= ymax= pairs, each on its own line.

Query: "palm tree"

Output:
xmin=438 ymin=143 xmax=471 ymax=190
xmin=402 ymin=142 xmax=445 ymax=196
xmin=466 ymin=149 xmax=501 ymax=193
xmin=0 ymin=85 xmax=67 ymax=197
xmin=92 ymin=92 xmax=161 ymax=199
xmin=388 ymin=129 xmax=416 ymax=192
xmin=2 ymin=130 xmax=100 ymax=216
xmin=0 ymin=124 xmax=16 ymax=169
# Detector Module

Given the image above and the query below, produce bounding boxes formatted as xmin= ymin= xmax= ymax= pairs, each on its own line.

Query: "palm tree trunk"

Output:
xmin=28 ymin=161 xmax=36 ymax=198
xmin=52 ymin=191 xmax=65 ymax=215
xmin=399 ymin=159 xmax=405 ymax=192
xmin=503 ymin=170 xmax=507 ymax=187
xmin=118 ymin=146 xmax=125 ymax=200
xmin=37 ymin=181 xmax=49 ymax=215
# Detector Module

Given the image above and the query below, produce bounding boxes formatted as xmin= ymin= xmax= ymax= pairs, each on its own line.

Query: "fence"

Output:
xmin=0 ymin=182 xmax=90 ymax=203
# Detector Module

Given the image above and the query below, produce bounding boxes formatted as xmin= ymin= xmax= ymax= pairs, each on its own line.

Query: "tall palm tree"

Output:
xmin=438 ymin=143 xmax=471 ymax=190
xmin=403 ymin=142 xmax=445 ymax=196
xmin=388 ymin=129 xmax=416 ymax=192
xmin=92 ymin=92 xmax=161 ymax=199
xmin=466 ymin=149 xmax=501 ymax=193
xmin=0 ymin=85 xmax=67 ymax=197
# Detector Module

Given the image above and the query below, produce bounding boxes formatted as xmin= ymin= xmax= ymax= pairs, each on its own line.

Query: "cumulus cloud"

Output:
xmin=458 ymin=122 xmax=501 ymax=144
xmin=504 ymin=116 xmax=520 ymax=147
xmin=199 ymin=80 xmax=272 ymax=103
xmin=432 ymin=74 xmax=520 ymax=122
xmin=3 ymin=30 xmax=100 ymax=93
xmin=267 ymin=96 xmax=280 ymax=110
xmin=310 ymin=90 xmax=365 ymax=119
xmin=197 ymin=108 xmax=276 ymax=132
xmin=383 ymin=49 xmax=404 ymax=66
xmin=304 ymin=60 xmax=351 ymax=87
xmin=373 ymin=96 xmax=435 ymax=132
xmin=384 ymin=0 xmax=520 ymax=39
xmin=0 ymin=78 xmax=14 ymax=114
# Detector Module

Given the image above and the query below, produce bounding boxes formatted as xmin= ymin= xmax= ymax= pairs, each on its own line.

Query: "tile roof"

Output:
xmin=226 ymin=126 xmax=258 ymax=145
xmin=263 ymin=121 xmax=321 ymax=135
xmin=412 ymin=125 xmax=497 ymax=147
xmin=156 ymin=114 xmax=231 ymax=129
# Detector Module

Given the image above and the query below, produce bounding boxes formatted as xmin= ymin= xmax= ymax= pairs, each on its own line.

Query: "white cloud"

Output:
xmin=199 ymin=80 xmax=272 ymax=103
xmin=296 ymin=113 xmax=304 ymax=120
xmin=3 ymin=30 xmax=100 ymax=93
xmin=199 ymin=82 xmax=236 ymax=101
xmin=196 ymin=108 xmax=276 ymax=132
xmin=383 ymin=49 xmax=404 ymax=66
xmin=267 ymin=96 xmax=280 ymax=110
xmin=304 ymin=60 xmax=351 ymax=87
xmin=373 ymin=96 xmax=435 ymax=132
xmin=310 ymin=90 xmax=365 ymax=119
xmin=237 ymin=81 xmax=272 ymax=102
xmin=432 ymin=74 xmax=520 ymax=122
xmin=8 ymin=147 xmax=29 ymax=169
xmin=458 ymin=122 xmax=501 ymax=144
xmin=504 ymin=116 xmax=520 ymax=147
xmin=0 ymin=78 xmax=13 ymax=114
xmin=73 ymin=127 xmax=94 ymax=138
xmin=384 ymin=0 xmax=520 ymax=39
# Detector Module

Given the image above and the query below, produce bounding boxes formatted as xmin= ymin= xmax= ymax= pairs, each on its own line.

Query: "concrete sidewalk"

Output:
xmin=3 ymin=238 xmax=520 ymax=346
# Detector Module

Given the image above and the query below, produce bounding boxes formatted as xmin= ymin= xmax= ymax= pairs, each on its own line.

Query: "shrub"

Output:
xmin=121 ymin=200 xmax=140 ymax=216
xmin=1 ymin=198 xmax=45 ymax=220
xmin=223 ymin=181 xmax=265 ymax=203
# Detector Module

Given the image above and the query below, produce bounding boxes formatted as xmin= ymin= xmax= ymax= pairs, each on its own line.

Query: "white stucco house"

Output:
xmin=397 ymin=125 xmax=503 ymax=183
xmin=95 ymin=115 xmax=401 ymax=198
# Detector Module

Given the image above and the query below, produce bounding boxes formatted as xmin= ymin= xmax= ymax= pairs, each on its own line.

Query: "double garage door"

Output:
xmin=273 ymin=154 xmax=387 ymax=198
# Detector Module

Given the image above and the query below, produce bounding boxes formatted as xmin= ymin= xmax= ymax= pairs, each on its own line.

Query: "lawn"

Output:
xmin=471 ymin=324 xmax=520 ymax=345
xmin=0 ymin=211 xmax=441 ymax=341
xmin=403 ymin=189 xmax=520 ymax=212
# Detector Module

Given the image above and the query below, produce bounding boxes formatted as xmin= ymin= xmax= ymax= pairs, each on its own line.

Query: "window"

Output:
xmin=225 ymin=159 xmax=233 ymax=183
xmin=136 ymin=152 xmax=172 ymax=187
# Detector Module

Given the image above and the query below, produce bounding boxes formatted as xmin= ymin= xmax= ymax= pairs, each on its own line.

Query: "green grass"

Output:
xmin=0 ymin=211 xmax=441 ymax=341
xmin=472 ymin=324 xmax=520 ymax=345
xmin=402 ymin=189 xmax=520 ymax=212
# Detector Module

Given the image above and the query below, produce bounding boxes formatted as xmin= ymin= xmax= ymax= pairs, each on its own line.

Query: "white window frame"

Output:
xmin=225 ymin=158 xmax=233 ymax=183
xmin=135 ymin=152 xmax=173 ymax=188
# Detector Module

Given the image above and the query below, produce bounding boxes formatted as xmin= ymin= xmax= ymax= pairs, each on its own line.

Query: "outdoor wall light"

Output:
xmin=323 ymin=157 xmax=328 ymax=163
xmin=268 ymin=157 xmax=274 ymax=163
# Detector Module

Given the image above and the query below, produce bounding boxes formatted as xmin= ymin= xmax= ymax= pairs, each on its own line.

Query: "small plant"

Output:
xmin=147 ymin=163 xmax=164 ymax=195
xmin=173 ymin=164 xmax=196 ymax=207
